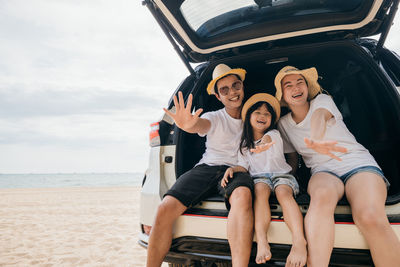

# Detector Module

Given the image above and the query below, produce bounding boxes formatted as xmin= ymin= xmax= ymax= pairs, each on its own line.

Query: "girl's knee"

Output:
xmin=275 ymin=185 xmax=293 ymax=198
xmin=254 ymin=183 xmax=270 ymax=195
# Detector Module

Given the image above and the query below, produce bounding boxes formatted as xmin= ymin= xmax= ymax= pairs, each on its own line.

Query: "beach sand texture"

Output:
xmin=0 ymin=186 xmax=168 ymax=267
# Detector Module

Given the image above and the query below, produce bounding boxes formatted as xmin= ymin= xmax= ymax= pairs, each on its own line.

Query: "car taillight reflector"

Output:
xmin=142 ymin=224 xmax=152 ymax=235
xmin=149 ymin=122 xmax=161 ymax=146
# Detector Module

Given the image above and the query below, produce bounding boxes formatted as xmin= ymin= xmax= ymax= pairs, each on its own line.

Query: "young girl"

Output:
xmin=221 ymin=93 xmax=307 ymax=266
xmin=274 ymin=66 xmax=400 ymax=267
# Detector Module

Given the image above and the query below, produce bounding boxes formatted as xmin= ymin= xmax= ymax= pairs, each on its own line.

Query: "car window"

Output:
xmin=379 ymin=50 xmax=400 ymax=87
xmin=180 ymin=0 xmax=364 ymax=37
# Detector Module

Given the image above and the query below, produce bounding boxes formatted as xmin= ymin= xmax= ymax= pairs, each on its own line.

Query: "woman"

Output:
xmin=273 ymin=65 xmax=400 ymax=267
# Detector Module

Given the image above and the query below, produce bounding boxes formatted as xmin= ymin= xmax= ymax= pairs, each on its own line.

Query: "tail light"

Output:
xmin=141 ymin=224 xmax=152 ymax=235
xmin=149 ymin=122 xmax=161 ymax=147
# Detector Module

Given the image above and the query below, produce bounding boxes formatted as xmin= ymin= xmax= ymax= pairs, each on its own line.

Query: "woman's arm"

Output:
xmin=310 ymin=108 xmax=332 ymax=140
xmin=304 ymin=108 xmax=347 ymax=160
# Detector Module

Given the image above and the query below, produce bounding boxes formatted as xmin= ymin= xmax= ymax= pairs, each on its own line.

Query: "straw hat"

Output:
xmin=274 ymin=66 xmax=321 ymax=104
xmin=206 ymin=64 xmax=246 ymax=95
xmin=241 ymin=93 xmax=281 ymax=123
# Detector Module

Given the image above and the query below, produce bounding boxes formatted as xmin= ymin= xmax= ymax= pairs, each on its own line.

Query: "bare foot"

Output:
xmin=286 ymin=239 xmax=307 ymax=267
xmin=256 ymin=242 xmax=272 ymax=264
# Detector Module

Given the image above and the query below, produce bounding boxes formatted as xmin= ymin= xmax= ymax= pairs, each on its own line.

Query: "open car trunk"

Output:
xmin=174 ymin=39 xmax=400 ymax=220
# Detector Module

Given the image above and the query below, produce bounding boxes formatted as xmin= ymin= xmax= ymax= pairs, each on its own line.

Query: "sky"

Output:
xmin=0 ymin=1 xmax=399 ymax=174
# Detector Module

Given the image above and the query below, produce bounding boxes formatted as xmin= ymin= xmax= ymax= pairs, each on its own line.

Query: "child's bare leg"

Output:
xmin=254 ymin=182 xmax=272 ymax=264
xmin=345 ymin=173 xmax=400 ymax=267
xmin=275 ymin=184 xmax=307 ymax=267
xmin=305 ymin=173 xmax=344 ymax=267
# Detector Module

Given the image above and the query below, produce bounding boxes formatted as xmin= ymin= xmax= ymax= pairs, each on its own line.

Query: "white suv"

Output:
xmin=139 ymin=0 xmax=400 ymax=266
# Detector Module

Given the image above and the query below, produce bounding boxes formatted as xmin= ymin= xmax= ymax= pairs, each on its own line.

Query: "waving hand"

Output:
xmin=163 ymin=92 xmax=204 ymax=133
xmin=250 ymin=141 xmax=276 ymax=153
xmin=304 ymin=137 xmax=348 ymax=161
xmin=250 ymin=134 xmax=275 ymax=153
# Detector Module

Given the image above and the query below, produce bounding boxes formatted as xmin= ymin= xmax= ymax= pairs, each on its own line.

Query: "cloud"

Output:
xmin=0 ymin=0 xmax=186 ymax=93
xmin=0 ymin=143 xmax=145 ymax=173
xmin=0 ymin=108 xmax=158 ymax=173
xmin=0 ymin=86 xmax=165 ymax=118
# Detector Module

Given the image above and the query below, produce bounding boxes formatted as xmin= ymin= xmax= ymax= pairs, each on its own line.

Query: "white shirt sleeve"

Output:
xmin=277 ymin=119 xmax=296 ymax=153
xmin=267 ymin=129 xmax=286 ymax=150
xmin=311 ymin=94 xmax=343 ymax=127
xmin=264 ymin=129 xmax=279 ymax=143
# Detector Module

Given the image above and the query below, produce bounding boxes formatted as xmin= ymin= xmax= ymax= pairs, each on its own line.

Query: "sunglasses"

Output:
xmin=217 ymin=80 xmax=243 ymax=96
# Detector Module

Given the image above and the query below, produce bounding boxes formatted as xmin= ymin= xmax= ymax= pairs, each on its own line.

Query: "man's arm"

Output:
xmin=189 ymin=117 xmax=212 ymax=135
xmin=221 ymin=166 xmax=248 ymax=188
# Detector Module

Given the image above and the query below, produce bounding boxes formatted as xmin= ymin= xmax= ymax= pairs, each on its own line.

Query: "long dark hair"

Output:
xmin=240 ymin=101 xmax=277 ymax=154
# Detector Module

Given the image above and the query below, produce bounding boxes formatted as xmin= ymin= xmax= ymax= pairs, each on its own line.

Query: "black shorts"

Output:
xmin=164 ymin=164 xmax=254 ymax=210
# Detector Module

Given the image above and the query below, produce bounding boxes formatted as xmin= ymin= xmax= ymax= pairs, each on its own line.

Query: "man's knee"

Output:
xmin=156 ymin=196 xmax=186 ymax=220
xmin=229 ymin=186 xmax=252 ymax=208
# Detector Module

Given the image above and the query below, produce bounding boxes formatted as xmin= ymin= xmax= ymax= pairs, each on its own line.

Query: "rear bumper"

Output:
xmin=172 ymin=213 xmax=400 ymax=250
xmin=139 ymin=207 xmax=400 ymax=265
xmin=138 ymin=235 xmax=374 ymax=266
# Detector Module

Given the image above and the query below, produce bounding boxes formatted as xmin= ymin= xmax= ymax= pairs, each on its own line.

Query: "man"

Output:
xmin=146 ymin=64 xmax=255 ymax=267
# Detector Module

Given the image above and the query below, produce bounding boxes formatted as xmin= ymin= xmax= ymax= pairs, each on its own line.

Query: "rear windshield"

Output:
xmin=180 ymin=0 xmax=365 ymax=38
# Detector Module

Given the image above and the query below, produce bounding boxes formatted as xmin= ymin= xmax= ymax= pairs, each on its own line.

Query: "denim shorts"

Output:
xmin=253 ymin=173 xmax=300 ymax=196
xmin=315 ymin=165 xmax=390 ymax=188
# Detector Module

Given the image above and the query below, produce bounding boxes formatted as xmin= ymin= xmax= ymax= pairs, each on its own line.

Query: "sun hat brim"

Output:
xmin=206 ymin=68 xmax=246 ymax=95
xmin=241 ymin=93 xmax=281 ymax=123
xmin=274 ymin=66 xmax=321 ymax=105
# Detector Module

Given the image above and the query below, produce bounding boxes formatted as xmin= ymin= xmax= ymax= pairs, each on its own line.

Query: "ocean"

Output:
xmin=0 ymin=172 xmax=144 ymax=189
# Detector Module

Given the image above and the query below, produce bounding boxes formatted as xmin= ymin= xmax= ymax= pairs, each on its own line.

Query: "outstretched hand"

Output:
xmin=250 ymin=141 xmax=276 ymax=153
xmin=304 ymin=137 xmax=348 ymax=161
xmin=163 ymin=92 xmax=203 ymax=131
xmin=221 ymin=168 xmax=234 ymax=188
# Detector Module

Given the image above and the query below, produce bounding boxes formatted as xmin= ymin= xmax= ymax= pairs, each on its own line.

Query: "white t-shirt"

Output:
xmin=196 ymin=108 xmax=243 ymax=167
xmin=278 ymin=94 xmax=379 ymax=176
xmin=237 ymin=129 xmax=292 ymax=176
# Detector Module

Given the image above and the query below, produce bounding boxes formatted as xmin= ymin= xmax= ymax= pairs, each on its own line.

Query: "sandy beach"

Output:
xmin=0 ymin=186 xmax=167 ymax=267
